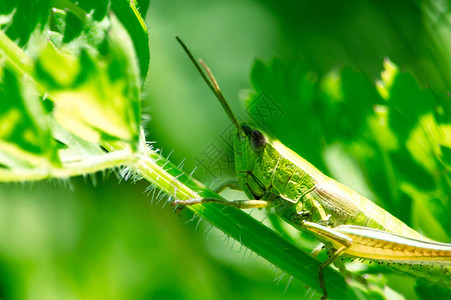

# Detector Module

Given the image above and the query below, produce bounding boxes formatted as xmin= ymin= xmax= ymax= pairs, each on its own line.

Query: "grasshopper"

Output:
xmin=173 ymin=37 xmax=451 ymax=299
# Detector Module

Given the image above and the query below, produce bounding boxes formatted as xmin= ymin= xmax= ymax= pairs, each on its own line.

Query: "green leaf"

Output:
xmin=48 ymin=4 xmax=110 ymax=54
xmin=111 ymin=0 xmax=149 ymax=82
xmin=0 ymin=68 xmax=59 ymax=170
xmin=248 ymin=59 xmax=327 ymax=171
xmin=386 ymin=73 xmax=437 ymax=143
xmin=441 ymin=145 xmax=451 ymax=168
xmin=0 ymin=1 xmax=143 ymax=180
xmin=136 ymin=0 xmax=150 ymax=19
xmin=415 ymin=281 xmax=451 ymax=300
xmin=35 ymin=16 xmax=141 ymax=149
xmin=0 ymin=0 xmax=51 ymax=47
xmin=67 ymin=0 xmax=109 ymax=21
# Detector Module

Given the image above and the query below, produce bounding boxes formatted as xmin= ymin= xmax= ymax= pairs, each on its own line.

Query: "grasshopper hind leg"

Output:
xmin=301 ymin=222 xmax=354 ymax=299
xmin=318 ymin=246 xmax=348 ymax=300
xmin=318 ymin=246 xmax=370 ymax=299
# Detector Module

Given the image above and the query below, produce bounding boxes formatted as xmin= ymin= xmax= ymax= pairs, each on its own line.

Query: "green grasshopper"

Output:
xmin=173 ymin=37 xmax=451 ymax=299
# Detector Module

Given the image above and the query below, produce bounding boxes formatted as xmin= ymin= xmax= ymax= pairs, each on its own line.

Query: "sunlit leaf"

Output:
xmin=0 ymin=1 xmax=142 ymax=179
xmin=35 ymin=16 xmax=140 ymax=149
xmin=0 ymin=0 xmax=50 ymax=47
xmin=111 ymin=0 xmax=149 ymax=82
xmin=0 ymin=68 xmax=59 ymax=170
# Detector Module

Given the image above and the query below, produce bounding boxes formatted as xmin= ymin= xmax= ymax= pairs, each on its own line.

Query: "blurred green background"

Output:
xmin=2 ymin=0 xmax=451 ymax=299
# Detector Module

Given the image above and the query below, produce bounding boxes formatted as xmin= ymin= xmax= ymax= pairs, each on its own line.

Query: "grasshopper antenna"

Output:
xmin=175 ymin=36 xmax=241 ymax=131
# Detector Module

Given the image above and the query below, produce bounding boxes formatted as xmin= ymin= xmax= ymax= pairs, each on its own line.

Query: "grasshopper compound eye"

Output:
xmin=250 ymin=129 xmax=266 ymax=152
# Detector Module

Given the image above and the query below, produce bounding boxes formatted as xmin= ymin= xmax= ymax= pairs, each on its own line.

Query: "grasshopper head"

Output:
xmin=233 ymin=122 xmax=273 ymax=199
xmin=234 ymin=123 xmax=267 ymax=165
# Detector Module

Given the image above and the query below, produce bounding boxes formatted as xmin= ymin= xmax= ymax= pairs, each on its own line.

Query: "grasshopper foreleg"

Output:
xmin=213 ymin=180 xmax=242 ymax=194
xmin=303 ymin=194 xmax=332 ymax=226
xmin=172 ymin=197 xmax=269 ymax=209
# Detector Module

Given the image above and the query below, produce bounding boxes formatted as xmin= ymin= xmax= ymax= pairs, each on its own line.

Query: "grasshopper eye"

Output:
xmin=250 ymin=130 xmax=266 ymax=152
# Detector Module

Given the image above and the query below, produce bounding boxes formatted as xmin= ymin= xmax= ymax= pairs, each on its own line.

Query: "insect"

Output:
xmin=173 ymin=37 xmax=451 ymax=299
